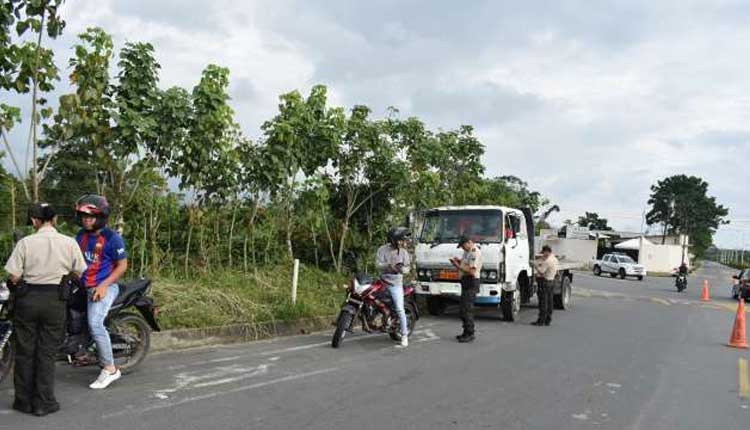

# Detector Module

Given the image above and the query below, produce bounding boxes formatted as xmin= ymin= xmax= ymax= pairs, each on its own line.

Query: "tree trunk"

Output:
xmin=311 ymin=225 xmax=319 ymax=268
xmin=320 ymin=200 xmax=337 ymax=270
xmin=228 ymin=203 xmax=237 ymax=268
xmin=10 ymin=179 xmax=16 ymax=231
xmin=185 ymin=222 xmax=193 ymax=278
xmin=243 ymin=235 xmax=248 ymax=273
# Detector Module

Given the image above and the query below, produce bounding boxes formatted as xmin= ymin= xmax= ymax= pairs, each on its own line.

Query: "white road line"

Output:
xmin=258 ymin=329 xmax=433 ymax=356
xmin=104 ymin=368 xmax=338 ymax=419
xmin=192 ymin=365 xmax=269 ymax=388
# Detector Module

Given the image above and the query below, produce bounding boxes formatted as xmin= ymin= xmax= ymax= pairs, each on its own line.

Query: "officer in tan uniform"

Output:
xmin=4 ymin=203 xmax=86 ymax=416
xmin=533 ymin=245 xmax=558 ymax=326
xmin=450 ymin=235 xmax=482 ymax=343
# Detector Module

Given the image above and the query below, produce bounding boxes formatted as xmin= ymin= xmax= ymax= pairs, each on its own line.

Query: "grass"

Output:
xmin=150 ymin=264 xmax=347 ymax=330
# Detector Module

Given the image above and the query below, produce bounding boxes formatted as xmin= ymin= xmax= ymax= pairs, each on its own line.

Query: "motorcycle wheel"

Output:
xmin=332 ymin=312 xmax=353 ymax=348
xmin=0 ymin=338 xmax=14 ymax=386
xmin=109 ymin=313 xmax=150 ymax=373
xmin=389 ymin=303 xmax=417 ymax=341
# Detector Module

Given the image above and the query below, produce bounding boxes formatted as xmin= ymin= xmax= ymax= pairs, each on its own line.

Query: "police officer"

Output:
xmin=533 ymin=245 xmax=558 ymax=326
xmin=4 ymin=203 xmax=86 ymax=416
xmin=450 ymin=235 xmax=482 ymax=343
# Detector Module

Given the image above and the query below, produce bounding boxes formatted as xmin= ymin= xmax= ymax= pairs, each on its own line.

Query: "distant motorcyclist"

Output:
xmin=678 ymin=263 xmax=688 ymax=276
xmin=376 ymin=227 xmax=412 ymax=348
xmin=676 ymin=262 xmax=688 ymax=291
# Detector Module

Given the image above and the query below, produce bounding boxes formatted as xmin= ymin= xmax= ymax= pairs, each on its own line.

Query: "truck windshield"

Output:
xmin=420 ymin=210 xmax=503 ymax=244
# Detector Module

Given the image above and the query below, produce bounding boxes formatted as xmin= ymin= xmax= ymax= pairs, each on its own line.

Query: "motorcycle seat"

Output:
xmin=113 ymin=279 xmax=151 ymax=306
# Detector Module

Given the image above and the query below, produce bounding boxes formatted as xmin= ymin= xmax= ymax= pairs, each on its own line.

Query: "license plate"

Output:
xmin=438 ymin=269 xmax=460 ymax=280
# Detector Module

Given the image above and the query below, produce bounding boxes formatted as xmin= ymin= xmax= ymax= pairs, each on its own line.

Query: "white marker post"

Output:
xmin=291 ymin=259 xmax=300 ymax=305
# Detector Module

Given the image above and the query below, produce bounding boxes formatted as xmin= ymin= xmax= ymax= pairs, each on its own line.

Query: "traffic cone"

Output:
xmin=727 ymin=299 xmax=749 ymax=349
xmin=701 ymin=280 xmax=711 ymax=302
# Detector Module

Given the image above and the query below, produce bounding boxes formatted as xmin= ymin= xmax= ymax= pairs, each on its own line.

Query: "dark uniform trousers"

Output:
xmin=536 ymin=278 xmax=554 ymax=324
xmin=13 ymin=285 xmax=66 ymax=410
xmin=460 ymin=276 xmax=480 ymax=335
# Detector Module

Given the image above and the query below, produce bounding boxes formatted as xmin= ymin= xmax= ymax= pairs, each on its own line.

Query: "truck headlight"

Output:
xmin=480 ymin=270 xmax=498 ymax=282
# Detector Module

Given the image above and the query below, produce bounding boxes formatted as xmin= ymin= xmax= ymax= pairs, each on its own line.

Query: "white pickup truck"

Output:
xmin=592 ymin=253 xmax=646 ymax=280
xmin=414 ymin=205 xmax=577 ymax=321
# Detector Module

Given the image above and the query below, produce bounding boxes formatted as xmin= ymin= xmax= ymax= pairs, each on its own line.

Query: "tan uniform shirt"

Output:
xmin=535 ymin=254 xmax=559 ymax=281
xmin=4 ymin=226 xmax=87 ymax=285
xmin=460 ymin=247 xmax=482 ymax=279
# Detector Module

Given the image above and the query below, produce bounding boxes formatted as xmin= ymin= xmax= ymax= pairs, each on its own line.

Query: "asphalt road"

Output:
xmin=2 ymin=261 xmax=748 ymax=430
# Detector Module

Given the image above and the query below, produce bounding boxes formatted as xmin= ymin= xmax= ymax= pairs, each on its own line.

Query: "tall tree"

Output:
xmin=577 ymin=212 xmax=612 ymax=231
xmin=646 ymin=175 xmax=728 ymax=255
xmin=0 ymin=0 xmax=66 ymax=201
xmin=258 ymin=85 xmax=338 ymax=259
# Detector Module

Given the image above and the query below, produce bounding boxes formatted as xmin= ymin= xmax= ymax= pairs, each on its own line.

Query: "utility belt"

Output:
xmin=10 ymin=275 xmax=80 ymax=302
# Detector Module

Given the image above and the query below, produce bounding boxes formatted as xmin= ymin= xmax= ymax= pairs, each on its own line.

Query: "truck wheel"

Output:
xmin=637 ymin=276 xmax=644 ymax=281
xmin=619 ymin=269 xmax=626 ymax=279
xmin=501 ymin=290 xmax=519 ymax=322
xmin=553 ymin=276 xmax=571 ymax=310
xmin=426 ymin=297 xmax=447 ymax=316
xmin=593 ymin=265 xmax=601 ymax=276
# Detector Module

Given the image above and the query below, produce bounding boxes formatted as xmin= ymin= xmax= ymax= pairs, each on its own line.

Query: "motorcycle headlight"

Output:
xmin=488 ymin=271 xmax=498 ymax=280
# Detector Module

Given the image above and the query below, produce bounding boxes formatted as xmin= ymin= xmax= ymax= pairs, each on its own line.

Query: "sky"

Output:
xmin=3 ymin=0 xmax=750 ymax=248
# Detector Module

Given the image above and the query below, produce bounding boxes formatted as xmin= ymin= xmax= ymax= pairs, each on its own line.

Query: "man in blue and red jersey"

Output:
xmin=74 ymin=194 xmax=128 ymax=390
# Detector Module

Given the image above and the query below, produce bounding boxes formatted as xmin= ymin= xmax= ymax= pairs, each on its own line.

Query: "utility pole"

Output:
xmin=10 ymin=179 xmax=16 ymax=231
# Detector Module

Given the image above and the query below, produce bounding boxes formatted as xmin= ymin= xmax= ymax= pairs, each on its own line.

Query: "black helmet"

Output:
xmin=74 ymin=194 xmax=110 ymax=230
xmin=387 ymin=226 xmax=411 ymax=247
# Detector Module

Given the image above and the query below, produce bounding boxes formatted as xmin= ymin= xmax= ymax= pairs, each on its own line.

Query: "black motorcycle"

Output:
xmin=0 ymin=278 xmax=160 ymax=385
xmin=675 ymin=273 xmax=687 ymax=292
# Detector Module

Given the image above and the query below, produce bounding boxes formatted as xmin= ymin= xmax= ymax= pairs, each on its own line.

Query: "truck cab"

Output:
xmin=414 ymin=206 xmax=533 ymax=321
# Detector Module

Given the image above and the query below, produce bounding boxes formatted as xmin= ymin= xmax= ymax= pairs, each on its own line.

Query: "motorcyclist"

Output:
xmin=74 ymin=194 xmax=128 ymax=390
xmin=676 ymin=262 xmax=688 ymax=290
xmin=376 ymin=227 xmax=412 ymax=348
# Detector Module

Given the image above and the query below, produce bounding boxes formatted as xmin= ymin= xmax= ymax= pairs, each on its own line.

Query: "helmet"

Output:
xmin=75 ymin=194 xmax=110 ymax=230
xmin=386 ymin=226 xmax=411 ymax=247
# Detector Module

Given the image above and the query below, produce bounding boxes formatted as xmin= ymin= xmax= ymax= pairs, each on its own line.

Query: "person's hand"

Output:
xmin=92 ymin=284 xmax=109 ymax=302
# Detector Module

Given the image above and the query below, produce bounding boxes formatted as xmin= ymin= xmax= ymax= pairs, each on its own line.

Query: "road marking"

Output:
xmin=154 ymin=363 xmax=272 ymax=397
xmin=650 ymin=298 xmax=671 ymax=306
xmin=192 ymin=364 xmax=269 ymax=388
xmin=104 ymin=368 xmax=338 ymax=419
xmin=258 ymin=329 xmax=434 ymax=356
xmin=739 ymin=358 xmax=749 ymax=399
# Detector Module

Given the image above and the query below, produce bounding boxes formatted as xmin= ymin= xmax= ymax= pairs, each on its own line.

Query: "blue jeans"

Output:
xmin=87 ymin=284 xmax=119 ymax=367
xmin=387 ymin=285 xmax=409 ymax=336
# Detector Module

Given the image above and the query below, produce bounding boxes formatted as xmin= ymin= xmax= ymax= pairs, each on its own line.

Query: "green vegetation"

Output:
xmin=646 ymin=175 xmax=729 ymax=257
xmin=152 ymin=264 xmax=346 ymax=330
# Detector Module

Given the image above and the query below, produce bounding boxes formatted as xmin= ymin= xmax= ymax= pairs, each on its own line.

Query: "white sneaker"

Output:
xmin=89 ymin=369 xmax=121 ymax=389
xmin=397 ymin=336 xmax=408 ymax=348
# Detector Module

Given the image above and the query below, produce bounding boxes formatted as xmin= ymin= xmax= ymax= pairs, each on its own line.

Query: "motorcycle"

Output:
xmin=0 ymin=278 xmax=160 ymax=385
xmin=332 ymin=273 xmax=419 ymax=348
xmin=675 ymin=273 xmax=687 ymax=292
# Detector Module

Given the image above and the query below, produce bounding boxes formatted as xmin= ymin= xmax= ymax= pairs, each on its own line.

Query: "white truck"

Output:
xmin=414 ymin=205 xmax=577 ymax=321
xmin=592 ymin=253 xmax=646 ymax=280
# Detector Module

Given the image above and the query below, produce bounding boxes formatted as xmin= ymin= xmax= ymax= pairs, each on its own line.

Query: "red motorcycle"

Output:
xmin=331 ymin=273 xmax=419 ymax=348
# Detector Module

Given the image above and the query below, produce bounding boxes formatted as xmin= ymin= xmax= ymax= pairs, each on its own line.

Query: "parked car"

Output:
xmin=731 ymin=270 xmax=750 ymax=300
xmin=593 ymin=253 xmax=646 ymax=281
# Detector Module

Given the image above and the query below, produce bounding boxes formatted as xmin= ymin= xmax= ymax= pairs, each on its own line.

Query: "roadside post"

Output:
xmin=292 ymin=259 xmax=300 ymax=304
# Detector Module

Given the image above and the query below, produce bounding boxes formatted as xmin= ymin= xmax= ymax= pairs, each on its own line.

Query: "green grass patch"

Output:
xmin=150 ymin=264 xmax=347 ymax=330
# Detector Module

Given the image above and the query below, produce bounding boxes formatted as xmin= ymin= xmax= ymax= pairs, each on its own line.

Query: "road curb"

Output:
xmin=151 ymin=315 xmax=337 ymax=352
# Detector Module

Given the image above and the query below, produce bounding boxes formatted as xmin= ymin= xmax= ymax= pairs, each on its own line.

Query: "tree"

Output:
xmin=476 ymin=176 xmax=547 ymax=212
xmin=577 ymin=212 xmax=612 ymax=231
xmin=646 ymin=175 xmax=728 ymax=255
xmin=258 ymin=85 xmax=339 ymax=259
xmin=1 ymin=0 xmax=66 ymax=201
